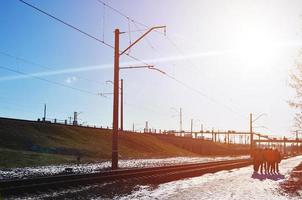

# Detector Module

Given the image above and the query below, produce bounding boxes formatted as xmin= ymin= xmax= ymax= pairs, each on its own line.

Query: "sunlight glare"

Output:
xmin=233 ymin=29 xmax=279 ymax=74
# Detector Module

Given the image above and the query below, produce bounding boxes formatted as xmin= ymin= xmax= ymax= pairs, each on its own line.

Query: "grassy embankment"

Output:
xmin=0 ymin=118 xmax=249 ymax=168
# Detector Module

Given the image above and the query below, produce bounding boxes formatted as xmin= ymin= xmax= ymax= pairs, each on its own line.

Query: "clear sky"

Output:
xmin=1 ymin=0 xmax=302 ymax=137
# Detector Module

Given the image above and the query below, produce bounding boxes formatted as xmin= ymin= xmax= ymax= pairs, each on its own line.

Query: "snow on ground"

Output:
xmin=117 ymin=156 xmax=302 ymax=200
xmin=0 ymin=156 xmax=248 ymax=180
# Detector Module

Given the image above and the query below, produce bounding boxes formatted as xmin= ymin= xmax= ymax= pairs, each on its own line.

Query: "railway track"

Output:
xmin=0 ymin=159 xmax=252 ymax=196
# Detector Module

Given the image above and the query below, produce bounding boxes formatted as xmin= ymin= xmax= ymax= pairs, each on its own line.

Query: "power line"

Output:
xmin=17 ymin=0 xmax=177 ymax=122
xmin=96 ymin=0 xmax=165 ymax=36
xmin=163 ymin=73 xmax=246 ymax=119
xmin=19 ymin=0 xmax=113 ymax=48
xmin=101 ymin=1 xmax=106 ymax=41
xmin=0 ymin=64 xmax=175 ymax=121
xmin=94 ymin=0 xmax=247 ymax=119
xmin=95 ymin=1 xmax=233 ymax=113
xmin=20 ymin=0 xmax=247 ymax=121
xmin=131 ymin=22 xmax=179 ymax=76
xmin=18 ymin=0 xmax=153 ymax=68
xmin=96 ymin=0 xmax=134 ymax=24
xmin=96 ymin=0 xmax=192 ymax=64
xmin=8 ymin=2 xmax=183 ymax=128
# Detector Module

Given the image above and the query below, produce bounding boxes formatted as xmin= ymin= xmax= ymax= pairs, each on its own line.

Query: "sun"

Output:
xmin=232 ymin=28 xmax=280 ymax=74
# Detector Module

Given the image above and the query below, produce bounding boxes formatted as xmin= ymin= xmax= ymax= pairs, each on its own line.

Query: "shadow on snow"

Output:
xmin=251 ymin=172 xmax=285 ymax=181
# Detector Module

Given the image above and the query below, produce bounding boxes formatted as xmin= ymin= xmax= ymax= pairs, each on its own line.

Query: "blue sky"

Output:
xmin=1 ymin=0 xmax=302 ymax=137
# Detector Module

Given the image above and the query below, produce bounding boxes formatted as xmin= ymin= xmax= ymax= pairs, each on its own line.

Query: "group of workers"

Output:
xmin=252 ymin=148 xmax=282 ymax=174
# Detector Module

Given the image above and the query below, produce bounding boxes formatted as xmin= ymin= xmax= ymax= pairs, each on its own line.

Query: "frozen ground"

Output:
xmin=0 ymin=155 xmax=248 ymax=180
xmin=117 ymin=156 xmax=302 ymax=200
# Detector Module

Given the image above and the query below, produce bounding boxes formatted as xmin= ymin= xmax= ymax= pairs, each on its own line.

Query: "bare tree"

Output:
xmin=289 ymin=52 xmax=302 ymax=129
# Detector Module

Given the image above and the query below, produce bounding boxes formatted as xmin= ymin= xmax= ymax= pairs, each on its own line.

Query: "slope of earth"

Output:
xmin=0 ymin=117 xmax=248 ymax=168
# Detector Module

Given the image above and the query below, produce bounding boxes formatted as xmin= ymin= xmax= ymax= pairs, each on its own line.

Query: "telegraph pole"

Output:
xmin=283 ymin=136 xmax=286 ymax=154
xmin=190 ymin=119 xmax=193 ymax=136
xmin=250 ymin=112 xmax=267 ymax=152
xmin=120 ymin=79 xmax=124 ymax=132
xmin=111 ymin=26 xmax=166 ymax=170
xmin=103 ymin=79 xmax=123 ymax=131
xmin=180 ymin=107 xmax=182 ymax=133
xmin=145 ymin=121 xmax=149 ymax=133
xmin=250 ymin=113 xmax=253 ymax=155
xmin=112 ymin=29 xmax=120 ymax=170
xmin=43 ymin=104 xmax=46 ymax=121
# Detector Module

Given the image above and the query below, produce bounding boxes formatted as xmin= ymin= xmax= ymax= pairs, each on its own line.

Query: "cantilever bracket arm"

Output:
xmin=120 ymin=65 xmax=154 ymax=70
xmin=252 ymin=113 xmax=267 ymax=123
xmin=148 ymin=67 xmax=166 ymax=75
xmin=98 ymin=92 xmax=113 ymax=97
xmin=120 ymin=65 xmax=166 ymax=75
xmin=120 ymin=26 xmax=166 ymax=55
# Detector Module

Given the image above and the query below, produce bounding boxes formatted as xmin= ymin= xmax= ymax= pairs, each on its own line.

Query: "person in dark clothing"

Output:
xmin=252 ymin=149 xmax=260 ymax=172
xmin=258 ymin=148 xmax=265 ymax=174
xmin=274 ymin=149 xmax=282 ymax=173
xmin=267 ymin=148 xmax=277 ymax=173
xmin=252 ymin=148 xmax=264 ymax=173
xmin=263 ymin=148 xmax=270 ymax=174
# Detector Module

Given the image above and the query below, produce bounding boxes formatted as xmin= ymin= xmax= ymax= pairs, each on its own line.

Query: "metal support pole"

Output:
xmin=212 ymin=129 xmax=214 ymax=142
xmin=180 ymin=108 xmax=182 ymax=133
xmin=145 ymin=121 xmax=148 ymax=133
xmin=283 ymin=138 xmax=286 ymax=155
xmin=112 ymin=29 xmax=120 ymax=170
xmin=111 ymin=25 xmax=165 ymax=170
xmin=190 ymin=119 xmax=193 ymax=137
xmin=120 ymin=79 xmax=123 ymax=132
xmin=43 ymin=104 xmax=46 ymax=121
xmin=250 ymin=113 xmax=253 ymax=155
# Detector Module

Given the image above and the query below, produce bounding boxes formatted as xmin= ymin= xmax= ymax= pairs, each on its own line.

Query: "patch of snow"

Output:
xmin=116 ymin=156 xmax=302 ymax=200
